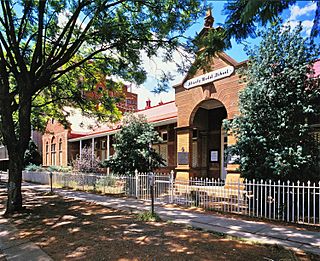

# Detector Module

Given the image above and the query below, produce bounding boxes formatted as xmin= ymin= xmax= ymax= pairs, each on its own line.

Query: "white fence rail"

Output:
xmin=17 ymin=171 xmax=320 ymax=226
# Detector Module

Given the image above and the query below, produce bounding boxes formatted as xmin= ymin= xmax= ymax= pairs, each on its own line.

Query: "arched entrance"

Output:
xmin=173 ymin=51 xmax=245 ymax=181
xmin=190 ymin=99 xmax=228 ymax=179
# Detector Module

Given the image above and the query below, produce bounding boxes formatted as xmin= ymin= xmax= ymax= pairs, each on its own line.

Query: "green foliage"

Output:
xmin=192 ymin=26 xmax=231 ymax=73
xmin=223 ymin=0 xmax=320 ymax=42
xmin=24 ymin=164 xmax=44 ymax=172
xmin=137 ymin=211 xmax=161 ymax=222
xmin=24 ymin=140 xmax=41 ymax=167
xmin=228 ymin=23 xmax=320 ymax=182
xmin=104 ymin=113 xmax=165 ymax=174
xmin=196 ymin=1 xmax=320 ymax=63
xmin=0 ymin=0 xmax=203 ymax=159
xmin=47 ymin=165 xmax=72 ymax=173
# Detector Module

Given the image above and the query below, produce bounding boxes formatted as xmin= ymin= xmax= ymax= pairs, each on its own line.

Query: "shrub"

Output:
xmin=103 ymin=113 xmax=165 ymax=175
xmin=72 ymin=145 xmax=101 ymax=173
xmin=48 ymin=165 xmax=72 ymax=173
xmin=24 ymin=140 xmax=41 ymax=167
xmin=25 ymin=163 xmax=43 ymax=172
xmin=228 ymin=23 xmax=320 ymax=182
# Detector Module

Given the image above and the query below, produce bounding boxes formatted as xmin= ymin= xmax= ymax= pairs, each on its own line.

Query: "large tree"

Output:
xmin=0 ymin=0 xmax=202 ymax=214
xmin=228 ymin=23 xmax=320 ymax=182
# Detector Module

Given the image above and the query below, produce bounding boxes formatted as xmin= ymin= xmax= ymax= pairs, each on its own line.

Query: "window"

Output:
xmin=159 ymin=144 xmax=168 ymax=166
xmin=58 ymin=139 xmax=62 ymax=165
xmin=153 ymin=144 xmax=167 ymax=166
xmin=161 ymin=131 xmax=168 ymax=142
xmin=51 ymin=137 xmax=56 ymax=166
xmin=45 ymin=142 xmax=49 ymax=166
xmin=101 ymin=140 xmax=106 ymax=149
xmin=192 ymin=129 xmax=198 ymax=140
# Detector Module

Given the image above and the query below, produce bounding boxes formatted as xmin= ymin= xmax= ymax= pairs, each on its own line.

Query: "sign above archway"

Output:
xmin=183 ymin=65 xmax=234 ymax=89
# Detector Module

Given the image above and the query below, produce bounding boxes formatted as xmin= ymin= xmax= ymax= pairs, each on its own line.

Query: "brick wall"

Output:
xmin=174 ymin=53 xmax=246 ymax=179
xmin=42 ymin=119 xmax=69 ymax=167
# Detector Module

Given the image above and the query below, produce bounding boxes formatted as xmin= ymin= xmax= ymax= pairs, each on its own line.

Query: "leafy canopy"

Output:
xmin=0 ymin=0 xmax=203 ymax=214
xmin=104 ymin=113 xmax=165 ymax=174
xmin=227 ymin=22 xmax=320 ymax=182
xmin=0 ymin=0 xmax=202 ymax=146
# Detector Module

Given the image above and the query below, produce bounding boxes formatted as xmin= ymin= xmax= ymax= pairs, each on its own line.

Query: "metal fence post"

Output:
xmin=135 ymin=169 xmax=139 ymax=199
xmin=148 ymin=172 xmax=155 ymax=215
xmin=169 ymin=170 xmax=174 ymax=203
xmin=50 ymin=172 xmax=53 ymax=193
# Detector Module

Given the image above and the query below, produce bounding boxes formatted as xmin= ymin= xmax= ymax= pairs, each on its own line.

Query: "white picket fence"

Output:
xmin=18 ymin=171 xmax=320 ymax=226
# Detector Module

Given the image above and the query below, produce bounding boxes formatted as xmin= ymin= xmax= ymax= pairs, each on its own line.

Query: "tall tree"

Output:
xmin=228 ymin=23 xmax=320 ymax=182
xmin=0 ymin=0 xmax=202 ymax=214
xmin=104 ymin=113 xmax=164 ymax=175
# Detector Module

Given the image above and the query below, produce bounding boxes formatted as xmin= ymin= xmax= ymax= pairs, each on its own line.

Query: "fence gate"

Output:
xmin=135 ymin=172 xmax=173 ymax=203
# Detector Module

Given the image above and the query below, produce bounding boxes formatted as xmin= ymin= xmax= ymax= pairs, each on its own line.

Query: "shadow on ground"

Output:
xmin=0 ymin=187 xmax=317 ymax=261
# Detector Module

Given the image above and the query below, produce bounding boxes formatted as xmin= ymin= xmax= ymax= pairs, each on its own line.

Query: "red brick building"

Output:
xmin=84 ymin=80 xmax=138 ymax=113
xmin=42 ymin=82 xmax=138 ymax=167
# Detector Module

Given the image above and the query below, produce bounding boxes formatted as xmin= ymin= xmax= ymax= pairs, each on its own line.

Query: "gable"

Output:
xmin=174 ymin=52 xmax=245 ymax=89
xmin=44 ymin=119 xmax=68 ymax=135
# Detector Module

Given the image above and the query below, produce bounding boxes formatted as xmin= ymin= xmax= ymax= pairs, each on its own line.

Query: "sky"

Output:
xmin=132 ymin=1 xmax=319 ymax=110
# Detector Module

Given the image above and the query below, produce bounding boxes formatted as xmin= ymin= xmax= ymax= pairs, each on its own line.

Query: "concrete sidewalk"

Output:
xmin=0 ymin=219 xmax=53 ymax=261
xmin=24 ymin=183 xmax=320 ymax=256
xmin=0 ymin=187 xmax=53 ymax=260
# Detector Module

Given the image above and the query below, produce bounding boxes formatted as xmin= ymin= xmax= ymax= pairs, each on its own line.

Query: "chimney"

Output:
xmin=145 ymin=99 xmax=151 ymax=109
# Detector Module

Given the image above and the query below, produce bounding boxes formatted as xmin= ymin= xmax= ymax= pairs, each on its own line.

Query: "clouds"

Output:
xmin=135 ymin=47 xmax=193 ymax=109
xmin=289 ymin=2 xmax=317 ymax=21
xmin=286 ymin=2 xmax=317 ymax=36
xmin=131 ymin=84 xmax=175 ymax=110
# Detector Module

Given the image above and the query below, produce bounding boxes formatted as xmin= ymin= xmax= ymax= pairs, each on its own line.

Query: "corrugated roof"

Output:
xmin=136 ymin=101 xmax=177 ymax=123
xmin=68 ymin=101 xmax=177 ymax=139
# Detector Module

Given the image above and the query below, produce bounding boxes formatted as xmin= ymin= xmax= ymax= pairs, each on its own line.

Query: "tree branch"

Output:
xmin=2 ymin=1 xmax=28 ymax=76
xmin=45 ymin=0 xmax=90 ymax=64
xmin=30 ymin=0 xmax=46 ymax=74
xmin=17 ymin=1 xmax=32 ymax=43
xmin=50 ymin=47 xmax=110 ymax=82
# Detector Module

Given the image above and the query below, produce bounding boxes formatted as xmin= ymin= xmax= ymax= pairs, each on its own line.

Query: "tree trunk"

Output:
xmin=5 ymin=151 xmax=24 ymax=214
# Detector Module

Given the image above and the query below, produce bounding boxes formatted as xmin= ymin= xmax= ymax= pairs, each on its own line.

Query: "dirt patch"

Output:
xmin=0 ymin=188 xmax=318 ymax=261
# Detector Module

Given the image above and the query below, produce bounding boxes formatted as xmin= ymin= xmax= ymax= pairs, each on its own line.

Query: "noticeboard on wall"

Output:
xmin=178 ymin=152 xmax=189 ymax=165
xmin=210 ymin=150 xmax=219 ymax=163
